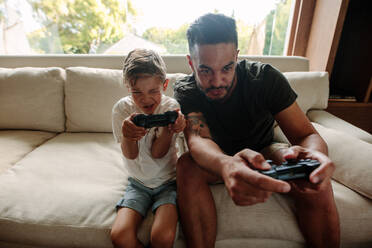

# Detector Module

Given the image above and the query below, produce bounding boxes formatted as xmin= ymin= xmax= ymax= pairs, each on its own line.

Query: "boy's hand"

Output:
xmin=168 ymin=109 xmax=186 ymax=133
xmin=122 ymin=113 xmax=147 ymax=141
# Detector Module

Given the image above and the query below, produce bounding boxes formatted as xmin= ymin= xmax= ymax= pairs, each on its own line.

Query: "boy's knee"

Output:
xmin=151 ymin=227 xmax=175 ymax=248
xmin=110 ymin=227 xmax=138 ymax=248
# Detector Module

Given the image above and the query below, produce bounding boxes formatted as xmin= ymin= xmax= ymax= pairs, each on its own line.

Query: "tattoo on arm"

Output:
xmin=186 ymin=113 xmax=212 ymax=138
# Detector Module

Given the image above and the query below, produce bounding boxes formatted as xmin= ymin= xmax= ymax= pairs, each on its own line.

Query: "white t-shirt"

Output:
xmin=112 ymin=95 xmax=180 ymax=188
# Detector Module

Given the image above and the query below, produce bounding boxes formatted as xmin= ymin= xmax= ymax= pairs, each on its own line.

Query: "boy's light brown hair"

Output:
xmin=123 ymin=49 xmax=167 ymax=87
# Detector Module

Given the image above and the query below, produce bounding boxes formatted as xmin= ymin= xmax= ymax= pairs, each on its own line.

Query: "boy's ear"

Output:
xmin=125 ymin=84 xmax=131 ymax=92
xmin=163 ymin=79 xmax=169 ymax=91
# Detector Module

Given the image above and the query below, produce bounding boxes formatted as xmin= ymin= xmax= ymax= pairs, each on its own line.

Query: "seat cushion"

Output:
xmin=0 ymin=133 xmax=128 ymax=248
xmin=1 ymin=132 xmax=371 ymax=248
xmin=0 ymin=67 xmax=65 ymax=132
xmin=208 ymin=180 xmax=372 ymax=248
xmin=0 ymin=130 xmax=56 ymax=174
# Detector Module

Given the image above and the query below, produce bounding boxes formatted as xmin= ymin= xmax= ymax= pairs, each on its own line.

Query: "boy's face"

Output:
xmin=187 ymin=43 xmax=239 ymax=102
xmin=129 ymin=76 xmax=167 ymax=115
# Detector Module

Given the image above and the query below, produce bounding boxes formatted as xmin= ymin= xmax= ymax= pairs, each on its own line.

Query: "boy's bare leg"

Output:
xmin=150 ymin=204 xmax=178 ymax=248
xmin=176 ymin=152 xmax=220 ymax=248
xmin=110 ymin=208 xmax=144 ymax=248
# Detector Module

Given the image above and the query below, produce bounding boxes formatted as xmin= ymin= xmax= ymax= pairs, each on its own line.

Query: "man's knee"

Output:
xmin=176 ymin=152 xmax=217 ymax=191
xmin=177 ymin=152 xmax=201 ymax=180
xmin=291 ymin=179 xmax=336 ymax=209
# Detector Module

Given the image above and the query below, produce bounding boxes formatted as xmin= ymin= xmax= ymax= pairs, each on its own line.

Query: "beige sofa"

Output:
xmin=0 ymin=55 xmax=371 ymax=248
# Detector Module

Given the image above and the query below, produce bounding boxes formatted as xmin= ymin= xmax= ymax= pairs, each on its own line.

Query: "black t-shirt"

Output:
xmin=174 ymin=60 xmax=297 ymax=156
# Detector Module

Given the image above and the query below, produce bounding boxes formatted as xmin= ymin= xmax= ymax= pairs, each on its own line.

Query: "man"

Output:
xmin=174 ymin=13 xmax=340 ymax=248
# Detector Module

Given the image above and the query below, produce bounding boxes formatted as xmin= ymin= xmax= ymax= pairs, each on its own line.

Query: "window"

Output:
xmin=0 ymin=0 xmax=294 ymax=55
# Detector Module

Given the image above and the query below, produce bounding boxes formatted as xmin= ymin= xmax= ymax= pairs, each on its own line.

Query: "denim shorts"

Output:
xmin=116 ymin=177 xmax=177 ymax=217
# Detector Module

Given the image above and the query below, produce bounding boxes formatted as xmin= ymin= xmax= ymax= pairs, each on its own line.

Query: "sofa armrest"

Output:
xmin=312 ymin=123 xmax=372 ymax=199
xmin=274 ymin=123 xmax=372 ymax=200
xmin=307 ymin=110 xmax=372 ymax=144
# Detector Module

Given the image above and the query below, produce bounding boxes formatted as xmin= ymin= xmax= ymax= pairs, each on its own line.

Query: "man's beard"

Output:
xmin=196 ymin=77 xmax=235 ymax=103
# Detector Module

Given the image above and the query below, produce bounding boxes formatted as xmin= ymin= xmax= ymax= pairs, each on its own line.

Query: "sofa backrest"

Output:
xmin=0 ymin=55 xmax=330 ymax=133
xmin=0 ymin=55 xmax=309 ymax=73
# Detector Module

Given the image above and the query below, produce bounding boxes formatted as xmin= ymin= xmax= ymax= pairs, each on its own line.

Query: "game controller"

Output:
xmin=132 ymin=111 xmax=178 ymax=129
xmin=258 ymin=159 xmax=320 ymax=181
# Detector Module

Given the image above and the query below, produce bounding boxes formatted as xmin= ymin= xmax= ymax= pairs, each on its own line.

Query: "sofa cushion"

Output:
xmin=212 ymin=180 xmax=372 ymax=248
xmin=1 ymin=132 xmax=371 ymax=248
xmin=308 ymin=110 xmax=372 ymax=144
xmin=0 ymin=133 xmax=128 ymax=248
xmin=274 ymin=123 xmax=372 ymax=200
xmin=65 ymin=67 xmax=125 ymax=132
xmin=0 ymin=67 xmax=65 ymax=132
xmin=65 ymin=67 xmax=186 ymax=132
xmin=331 ymin=181 xmax=372 ymax=248
xmin=0 ymin=130 xmax=56 ymax=174
xmin=283 ymin=71 xmax=329 ymax=114
xmin=312 ymin=122 xmax=372 ymax=199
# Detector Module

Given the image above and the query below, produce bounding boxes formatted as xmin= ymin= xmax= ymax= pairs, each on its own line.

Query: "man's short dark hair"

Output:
xmin=187 ymin=13 xmax=238 ymax=54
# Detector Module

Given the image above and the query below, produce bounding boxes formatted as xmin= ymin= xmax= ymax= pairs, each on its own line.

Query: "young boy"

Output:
xmin=110 ymin=49 xmax=186 ymax=248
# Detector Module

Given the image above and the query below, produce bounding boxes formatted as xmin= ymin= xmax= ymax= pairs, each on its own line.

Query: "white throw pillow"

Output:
xmin=0 ymin=67 xmax=65 ymax=132
xmin=283 ymin=71 xmax=329 ymax=114
xmin=65 ymin=67 xmax=187 ymax=132
xmin=65 ymin=67 xmax=125 ymax=132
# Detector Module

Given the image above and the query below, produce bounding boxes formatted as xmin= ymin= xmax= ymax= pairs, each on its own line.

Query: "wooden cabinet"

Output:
xmin=326 ymin=0 xmax=372 ymax=134
xmin=329 ymin=0 xmax=372 ymax=103
xmin=288 ymin=0 xmax=371 ymax=133
xmin=326 ymin=101 xmax=372 ymax=134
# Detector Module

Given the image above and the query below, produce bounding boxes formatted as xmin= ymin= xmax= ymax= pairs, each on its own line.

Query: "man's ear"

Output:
xmin=163 ymin=79 xmax=169 ymax=91
xmin=187 ymin=55 xmax=195 ymax=73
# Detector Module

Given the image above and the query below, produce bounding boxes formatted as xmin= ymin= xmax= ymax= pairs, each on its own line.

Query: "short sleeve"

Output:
xmin=173 ymin=76 xmax=202 ymax=115
xmin=163 ymin=97 xmax=181 ymax=112
xmin=261 ymin=65 xmax=297 ymax=115
xmin=112 ymin=99 xmax=131 ymax=143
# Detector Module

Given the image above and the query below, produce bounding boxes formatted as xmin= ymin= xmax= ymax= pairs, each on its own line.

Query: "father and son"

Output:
xmin=110 ymin=13 xmax=340 ymax=248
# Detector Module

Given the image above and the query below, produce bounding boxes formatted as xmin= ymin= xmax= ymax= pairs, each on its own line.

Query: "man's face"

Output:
xmin=188 ymin=43 xmax=239 ymax=101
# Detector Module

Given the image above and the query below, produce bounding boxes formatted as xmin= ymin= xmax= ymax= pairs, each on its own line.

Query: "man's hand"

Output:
xmin=168 ymin=109 xmax=186 ymax=133
xmin=221 ymin=148 xmax=291 ymax=206
xmin=122 ymin=113 xmax=147 ymax=141
xmin=280 ymin=145 xmax=335 ymax=192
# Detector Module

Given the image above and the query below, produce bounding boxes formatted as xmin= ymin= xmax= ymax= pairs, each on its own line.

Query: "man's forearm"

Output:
xmin=296 ymin=133 xmax=328 ymax=155
xmin=188 ymin=136 xmax=231 ymax=177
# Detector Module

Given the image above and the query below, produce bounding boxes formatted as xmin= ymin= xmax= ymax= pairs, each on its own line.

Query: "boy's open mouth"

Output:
xmin=143 ymin=104 xmax=155 ymax=112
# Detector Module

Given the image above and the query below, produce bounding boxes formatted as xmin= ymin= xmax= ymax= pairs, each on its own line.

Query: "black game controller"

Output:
xmin=132 ymin=111 xmax=178 ymax=129
xmin=258 ymin=159 xmax=320 ymax=181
